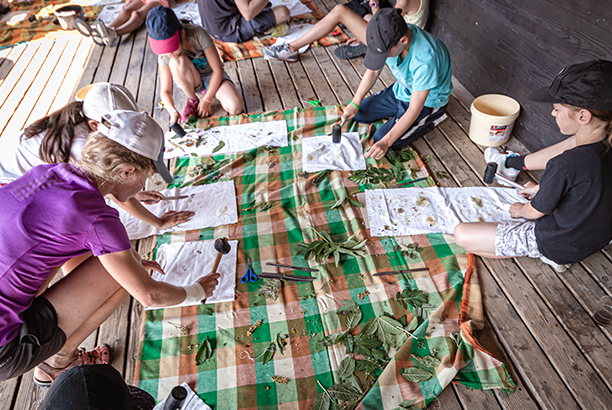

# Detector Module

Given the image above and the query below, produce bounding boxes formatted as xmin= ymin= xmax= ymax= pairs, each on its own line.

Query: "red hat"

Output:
xmin=146 ymin=6 xmax=180 ymax=55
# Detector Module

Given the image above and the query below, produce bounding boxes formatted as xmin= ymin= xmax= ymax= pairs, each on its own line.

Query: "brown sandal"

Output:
xmin=33 ymin=343 xmax=113 ymax=387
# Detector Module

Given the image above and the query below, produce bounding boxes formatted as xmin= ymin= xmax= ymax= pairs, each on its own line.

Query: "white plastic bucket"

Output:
xmin=469 ymin=94 xmax=520 ymax=147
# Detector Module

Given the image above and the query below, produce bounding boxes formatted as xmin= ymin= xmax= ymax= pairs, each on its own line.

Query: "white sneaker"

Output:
xmin=484 ymin=147 xmax=521 ymax=187
xmin=540 ymin=256 xmax=571 ymax=273
xmin=94 ymin=20 xmax=117 ymax=47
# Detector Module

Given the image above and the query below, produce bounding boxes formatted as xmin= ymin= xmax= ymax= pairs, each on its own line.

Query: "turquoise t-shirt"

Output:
xmin=385 ymin=24 xmax=453 ymax=108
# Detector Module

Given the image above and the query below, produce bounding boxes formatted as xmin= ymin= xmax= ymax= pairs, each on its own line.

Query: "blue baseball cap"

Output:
xmin=146 ymin=6 xmax=180 ymax=55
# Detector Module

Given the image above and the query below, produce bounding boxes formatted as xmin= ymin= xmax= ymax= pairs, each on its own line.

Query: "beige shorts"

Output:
xmin=494 ymin=219 xmax=542 ymax=258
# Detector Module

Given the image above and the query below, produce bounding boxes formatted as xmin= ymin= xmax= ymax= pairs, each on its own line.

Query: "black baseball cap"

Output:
xmin=528 ymin=59 xmax=612 ymax=111
xmin=39 ymin=364 xmax=155 ymax=410
xmin=364 ymin=8 xmax=408 ymax=71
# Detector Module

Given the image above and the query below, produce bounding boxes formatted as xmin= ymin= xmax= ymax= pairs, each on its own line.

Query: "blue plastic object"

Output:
xmin=240 ymin=257 xmax=258 ymax=283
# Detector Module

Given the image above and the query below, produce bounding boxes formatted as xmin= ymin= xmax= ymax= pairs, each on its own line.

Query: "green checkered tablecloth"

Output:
xmin=134 ymin=106 xmax=514 ymax=409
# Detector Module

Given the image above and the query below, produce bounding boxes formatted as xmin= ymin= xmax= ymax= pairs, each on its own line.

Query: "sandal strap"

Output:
xmin=35 ymin=356 xmax=79 ymax=382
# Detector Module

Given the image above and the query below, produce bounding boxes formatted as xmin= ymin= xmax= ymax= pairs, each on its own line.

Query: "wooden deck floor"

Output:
xmin=2 ymin=1 xmax=612 ymax=408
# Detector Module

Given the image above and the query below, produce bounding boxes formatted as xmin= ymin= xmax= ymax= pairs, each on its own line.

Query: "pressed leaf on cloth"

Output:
xmin=134 ymin=106 xmax=513 ymax=409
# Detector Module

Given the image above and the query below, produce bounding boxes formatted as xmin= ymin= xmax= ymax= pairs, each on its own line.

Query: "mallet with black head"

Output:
xmin=483 ymin=162 xmax=525 ymax=190
xmin=331 ymin=118 xmax=347 ymax=143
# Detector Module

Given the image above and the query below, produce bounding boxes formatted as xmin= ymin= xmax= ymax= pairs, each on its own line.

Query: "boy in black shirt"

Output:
xmin=455 ymin=60 xmax=612 ymax=272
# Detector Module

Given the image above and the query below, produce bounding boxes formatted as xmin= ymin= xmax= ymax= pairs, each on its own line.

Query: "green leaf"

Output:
xmin=326 ymin=383 xmax=361 ymax=402
xmin=406 ymin=315 xmax=419 ymax=332
xmin=195 ymin=336 xmax=213 ymax=365
xmin=312 ymin=392 xmax=331 ymax=410
xmin=262 ymin=343 xmax=276 ymax=365
xmin=347 ymin=196 xmax=363 ymax=208
xmin=343 ymin=334 xmax=354 ymax=353
xmin=320 ymin=330 xmax=348 ymax=347
xmin=191 ymin=152 xmax=199 ymax=157
xmin=401 ymin=367 xmax=435 ymax=383
xmin=337 ymin=299 xmax=359 ymax=314
xmin=212 ymin=140 xmax=225 ymax=153
xmin=320 ymin=231 xmax=333 ymax=243
xmin=398 ymin=399 xmax=417 ymax=409
xmin=258 ymin=202 xmax=272 ymax=211
xmin=337 ymin=356 xmax=356 ymax=380
xmin=201 ymin=305 xmax=215 ymax=316
xmin=243 ymin=152 xmax=255 ymax=162
xmin=345 ymin=310 xmax=362 ymax=330
xmin=414 ymin=355 xmax=441 ymax=368
xmin=331 ymin=196 xmax=347 ymax=210
xmin=360 ymin=319 xmax=378 ymax=337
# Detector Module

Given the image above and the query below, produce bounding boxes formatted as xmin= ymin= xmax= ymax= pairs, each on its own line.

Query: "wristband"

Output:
xmin=182 ymin=282 xmax=205 ymax=304
xmin=167 ymin=107 xmax=178 ymax=114
xmin=369 ymin=1 xmax=378 ymax=7
xmin=203 ymin=98 xmax=212 ymax=104
xmin=349 ymin=101 xmax=360 ymax=110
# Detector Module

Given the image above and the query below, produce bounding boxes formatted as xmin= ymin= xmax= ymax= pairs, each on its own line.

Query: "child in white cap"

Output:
xmin=0 ymin=110 xmax=220 ymax=385
xmin=0 ymin=82 xmax=194 ymax=232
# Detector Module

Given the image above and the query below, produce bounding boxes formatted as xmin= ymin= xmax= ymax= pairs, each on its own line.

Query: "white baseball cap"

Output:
xmin=97 ymin=110 xmax=173 ymax=184
xmin=82 ymin=83 xmax=138 ymax=123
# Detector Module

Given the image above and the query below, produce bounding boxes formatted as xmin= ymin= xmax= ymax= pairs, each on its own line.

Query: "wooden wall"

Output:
xmin=428 ymin=0 xmax=612 ymax=152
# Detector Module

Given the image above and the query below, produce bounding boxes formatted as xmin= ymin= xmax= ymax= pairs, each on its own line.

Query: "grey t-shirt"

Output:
xmin=158 ymin=24 xmax=214 ymax=76
xmin=197 ymin=0 xmax=241 ymax=39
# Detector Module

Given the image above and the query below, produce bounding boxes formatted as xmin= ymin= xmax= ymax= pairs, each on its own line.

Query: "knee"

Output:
xmin=454 ymin=223 xmax=469 ymax=249
xmin=276 ymin=6 xmax=290 ymax=22
xmin=331 ymin=4 xmax=349 ymax=17
xmin=224 ymin=97 xmax=244 ymax=116
xmin=132 ymin=9 xmax=145 ymax=22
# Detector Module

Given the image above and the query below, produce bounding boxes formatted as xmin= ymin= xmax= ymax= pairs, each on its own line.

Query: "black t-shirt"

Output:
xmin=197 ymin=0 xmax=241 ymax=39
xmin=531 ymin=140 xmax=612 ymax=264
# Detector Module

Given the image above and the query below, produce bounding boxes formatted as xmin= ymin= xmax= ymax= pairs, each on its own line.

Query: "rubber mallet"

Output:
xmin=484 ymin=162 xmax=525 ymax=190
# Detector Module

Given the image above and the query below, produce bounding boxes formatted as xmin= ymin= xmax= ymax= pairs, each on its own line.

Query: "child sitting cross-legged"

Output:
xmin=454 ymin=60 xmax=612 ymax=272
xmin=146 ymin=6 xmax=244 ymax=124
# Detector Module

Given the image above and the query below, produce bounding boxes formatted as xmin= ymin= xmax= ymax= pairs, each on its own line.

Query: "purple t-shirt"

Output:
xmin=0 ymin=164 xmax=132 ymax=346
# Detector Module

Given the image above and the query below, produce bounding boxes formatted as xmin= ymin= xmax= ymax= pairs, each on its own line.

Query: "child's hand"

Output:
xmin=519 ymin=182 xmax=539 ymax=199
xmin=156 ymin=210 xmax=195 ymax=229
xmin=135 ymin=190 xmax=165 ymax=204
xmin=196 ymin=272 xmax=221 ymax=299
xmin=198 ymin=99 xmax=212 ymax=118
xmin=342 ymin=104 xmax=358 ymax=123
xmin=365 ymin=140 xmax=390 ymax=160
xmin=509 ymin=202 xmax=525 ymax=218
xmin=169 ymin=110 xmax=180 ymax=125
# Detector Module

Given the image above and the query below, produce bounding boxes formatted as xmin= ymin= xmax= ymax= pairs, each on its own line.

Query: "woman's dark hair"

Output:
xmin=21 ymin=101 xmax=87 ymax=164
xmin=589 ymin=109 xmax=612 ymax=145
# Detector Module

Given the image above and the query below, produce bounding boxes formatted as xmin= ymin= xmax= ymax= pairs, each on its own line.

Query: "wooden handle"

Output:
xmin=210 ymin=252 xmax=223 ymax=275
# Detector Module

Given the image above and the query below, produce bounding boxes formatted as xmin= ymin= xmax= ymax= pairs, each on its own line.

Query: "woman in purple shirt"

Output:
xmin=0 ymin=110 xmax=219 ymax=385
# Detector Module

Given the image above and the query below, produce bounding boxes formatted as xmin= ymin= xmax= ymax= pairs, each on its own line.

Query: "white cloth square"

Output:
xmin=270 ymin=0 xmax=311 ymax=16
xmin=164 ymin=121 xmax=288 ymax=159
xmin=302 ymin=132 xmax=366 ymax=172
xmin=148 ymin=239 xmax=238 ymax=309
xmin=108 ymin=181 xmax=238 ymax=240
xmin=153 ymin=383 xmax=212 ymax=410
xmin=366 ymin=186 xmax=528 ymax=237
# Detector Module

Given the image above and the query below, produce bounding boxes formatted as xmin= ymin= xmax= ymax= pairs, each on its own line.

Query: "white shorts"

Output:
xmin=494 ymin=220 xmax=542 ymax=258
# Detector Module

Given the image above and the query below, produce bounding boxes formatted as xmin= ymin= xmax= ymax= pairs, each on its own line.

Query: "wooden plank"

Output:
xmin=0 ymin=43 xmax=42 ymax=114
xmin=299 ymin=51 xmax=338 ymax=106
xmin=51 ymin=37 xmax=93 ymax=112
xmin=92 ymin=44 xmax=120 ymax=83
xmin=26 ymin=36 xmax=82 ymax=124
xmin=1 ymin=39 xmax=69 ymax=136
xmin=137 ymin=41 xmax=159 ymax=115
xmin=267 ymin=59 xmax=300 ymax=109
xmin=0 ymin=44 xmax=26 ymax=88
xmin=0 ymin=41 xmax=52 ymax=135
xmin=11 ymin=373 xmax=48 ymax=410
xmin=310 ymin=46 xmax=353 ymax=104
xmin=236 ymin=59 xmax=263 ymax=113
xmin=252 ymin=57 xmax=283 ymax=112
xmin=97 ymin=294 xmax=132 ymax=375
xmin=72 ymin=42 xmax=104 ymax=100
xmin=345 ymin=55 xmax=387 ymax=95
xmin=125 ymin=297 xmax=144 ymax=384
xmin=436 ymin=384 xmax=466 ymax=410
xmin=124 ymin=28 xmax=148 ymax=99
xmin=109 ymin=33 xmax=135 ymax=86
xmin=452 ymin=384 xmax=503 ymax=410
xmin=0 ymin=378 xmax=18 ymax=410
xmin=285 ymin=57 xmax=317 ymax=108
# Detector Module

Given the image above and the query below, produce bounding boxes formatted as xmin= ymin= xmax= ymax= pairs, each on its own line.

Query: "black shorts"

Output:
xmin=0 ymin=297 xmax=66 ymax=381
xmin=344 ymin=0 xmax=392 ymax=18
xmin=216 ymin=4 xmax=277 ymax=43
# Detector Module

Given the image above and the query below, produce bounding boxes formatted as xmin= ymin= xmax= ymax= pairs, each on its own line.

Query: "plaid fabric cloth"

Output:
xmin=213 ymin=0 xmax=348 ymax=61
xmin=0 ymin=0 xmax=103 ymax=49
xmin=134 ymin=106 xmax=514 ymax=409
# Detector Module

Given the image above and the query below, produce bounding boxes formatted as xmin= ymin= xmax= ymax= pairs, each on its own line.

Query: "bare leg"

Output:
xmin=454 ymin=222 xmax=519 ymax=259
xmin=271 ymin=6 xmax=290 ymax=25
xmin=288 ymin=5 xmax=368 ymax=51
xmin=32 ymin=256 xmax=126 ymax=381
xmin=168 ymin=55 xmax=201 ymax=100
xmin=524 ymin=136 xmax=576 ymax=170
xmin=108 ymin=0 xmax=144 ymax=29
xmin=113 ymin=1 xmax=161 ymax=36
xmin=215 ymin=80 xmax=244 ymax=115
xmin=62 ymin=252 xmax=92 ymax=275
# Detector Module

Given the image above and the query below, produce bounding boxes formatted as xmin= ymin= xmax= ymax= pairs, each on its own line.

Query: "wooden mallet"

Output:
xmin=210 ymin=237 xmax=231 ymax=275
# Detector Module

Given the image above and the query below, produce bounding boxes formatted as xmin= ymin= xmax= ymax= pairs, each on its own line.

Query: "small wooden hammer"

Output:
xmin=210 ymin=237 xmax=231 ymax=274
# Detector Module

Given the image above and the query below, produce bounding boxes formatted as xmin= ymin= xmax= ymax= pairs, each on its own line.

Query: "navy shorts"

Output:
xmin=354 ymin=85 xmax=448 ymax=149
xmin=344 ymin=0 xmax=391 ymax=18
xmin=216 ymin=4 xmax=277 ymax=43
xmin=0 ymin=296 xmax=66 ymax=381
xmin=194 ymin=70 xmax=234 ymax=94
